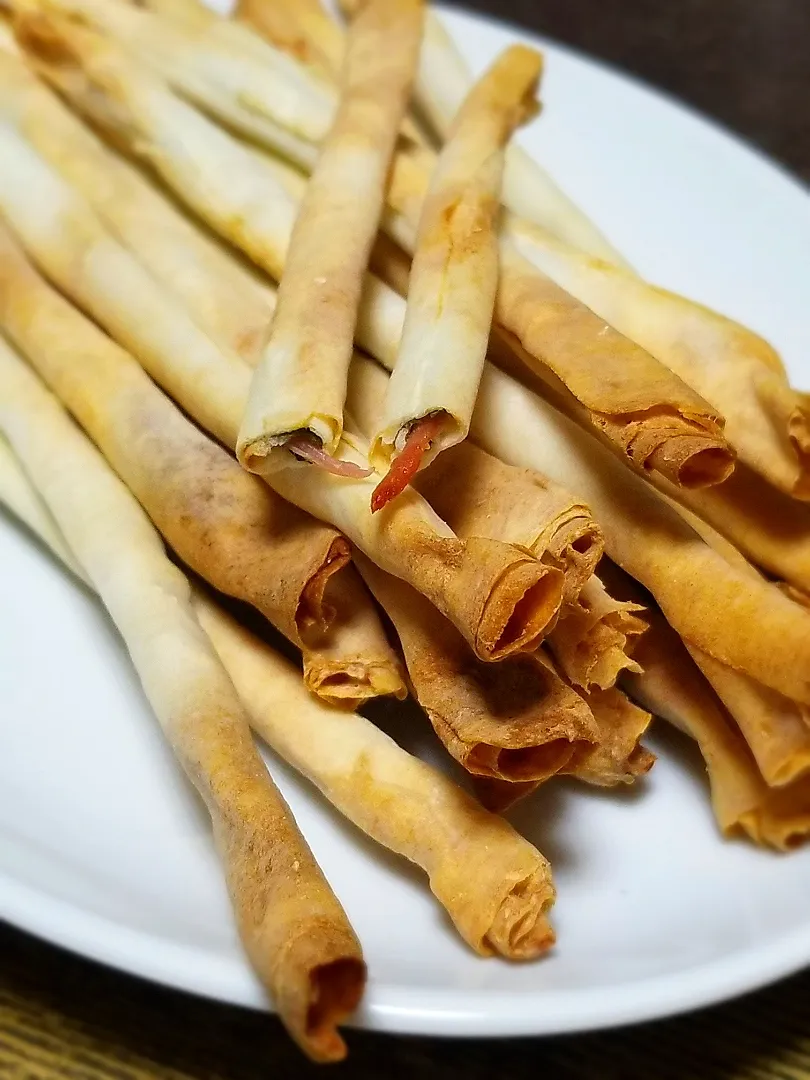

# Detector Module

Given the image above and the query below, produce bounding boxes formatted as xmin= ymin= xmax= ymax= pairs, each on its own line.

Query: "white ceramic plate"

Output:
xmin=2 ymin=3 xmax=810 ymax=1040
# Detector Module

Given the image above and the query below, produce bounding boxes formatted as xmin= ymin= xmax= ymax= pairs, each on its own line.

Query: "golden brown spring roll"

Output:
xmin=0 ymin=418 xmax=555 ymax=961
xmin=469 ymin=361 xmax=810 ymax=704
xmin=368 ymin=44 xmax=540 ymax=506
xmin=0 ymin=339 xmax=365 ymax=1062
xmin=237 ymin=0 xmax=336 ymax=72
xmin=472 ymin=776 xmax=542 ymax=815
xmin=18 ymin=12 xmax=734 ymax=492
xmin=267 ymin=431 xmax=564 ymax=662
xmin=617 ymin=577 xmax=810 ymax=850
xmin=0 ymin=221 xmax=407 ymax=706
xmin=0 ymin=51 xmax=275 ymax=363
xmin=195 ymin=594 xmax=557 ymax=960
xmin=562 ymin=687 xmax=655 ymax=787
xmin=508 ymin=217 xmax=810 ymax=498
xmin=357 ymin=554 xmax=597 ymax=780
xmin=547 ymin=575 xmax=646 ymax=692
xmin=237 ymin=0 xmax=422 ymax=473
xmin=348 ymin=354 xmax=603 ymax=603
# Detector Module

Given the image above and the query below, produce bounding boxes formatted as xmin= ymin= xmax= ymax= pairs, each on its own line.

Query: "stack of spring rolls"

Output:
xmin=0 ymin=0 xmax=809 ymax=1060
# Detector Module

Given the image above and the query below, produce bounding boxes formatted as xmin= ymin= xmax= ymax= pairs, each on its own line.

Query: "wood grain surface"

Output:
xmin=3 ymin=1 xmax=810 ymax=1077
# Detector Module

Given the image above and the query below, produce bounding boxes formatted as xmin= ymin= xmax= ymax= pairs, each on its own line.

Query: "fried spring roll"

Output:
xmin=0 ymin=341 xmax=365 ymax=1062
xmin=619 ymin=583 xmax=810 ymax=850
xmin=194 ymin=595 xmax=558 ymax=960
xmin=237 ymin=0 xmax=422 ymax=474
xmin=0 ymin=417 xmax=556 ymax=960
xmin=348 ymin=354 xmax=603 ymax=602
xmin=237 ymin=0 xmax=338 ymax=72
xmin=468 ymin=362 xmax=810 ymax=703
xmin=547 ymin=575 xmax=646 ymax=692
xmin=22 ymin=0 xmax=328 ymax=167
xmin=267 ymin=432 xmax=564 ymax=663
xmin=508 ymin=218 xmax=810 ymax=498
xmin=562 ymin=687 xmax=655 ymax=787
xmin=339 ymin=0 xmax=629 ymax=265
xmin=19 ymin=13 xmax=735 ymax=492
xmin=369 ymin=45 xmax=540 ymax=506
xmin=0 ymin=221 xmax=407 ymax=706
xmin=0 ymin=51 xmax=275 ymax=363
xmin=357 ymin=555 xmax=597 ymax=780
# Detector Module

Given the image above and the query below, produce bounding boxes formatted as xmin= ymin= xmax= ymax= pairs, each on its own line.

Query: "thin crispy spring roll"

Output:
xmin=468 ymin=362 xmax=810 ymax=703
xmin=236 ymin=0 xmax=337 ymax=72
xmin=0 ymin=340 xmax=365 ymax=1062
xmin=267 ymin=432 xmax=564 ymax=663
xmin=508 ymin=218 xmax=810 ymax=498
xmin=0 ymin=51 xmax=275 ymax=364
xmin=23 ymin=0 xmax=328 ymax=167
xmin=368 ymin=45 xmax=540 ymax=507
xmin=19 ymin=13 xmax=734 ymax=492
xmin=195 ymin=594 xmax=557 ymax=960
xmin=16 ymin=13 xmax=404 ymax=372
xmin=547 ymin=575 xmax=646 ymax=692
xmin=357 ymin=554 xmax=597 ymax=781
xmin=237 ymin=0 xmax=422 ymax=474
xmin=562 ymin=687 xmax=655 ymax=787
xmin=616 ymin=577 xmax=810 ymax=849
xmin=348 ymin=354 xmax=603 ymax=603
xmin=339 ymin=0 xmax=629 ymax=266
xmin=0 ymin=221 xmax=407 ymax=706
xmin=0 ymin=421 xmax=556 ymax=960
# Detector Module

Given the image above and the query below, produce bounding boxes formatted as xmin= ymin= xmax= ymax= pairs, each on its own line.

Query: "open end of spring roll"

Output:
xmin=194 ymin=592 xmax=556 ymax=959
xmin=547 ymin=574 xmax=646 ymax=691
xmin=369 ymin=44 xmax=541 ymax=508
xmin=507 ymin=217 xmax=810 ymax=498
xmin=472 ymin=776 xmax=541 ymax=815
xmin=236 ymin=0 xmax=422 ymax=474
xmin=265 ymin=430 xmax=563 ymax=661
xmin=0 ymin=340 xmax=364 ymax=1062
xmin=469 ymin=361 xmax=810 ymax=703
xmin=357 ymin=554 xmax=596 ymax=781
xmin=563 ymin=686 xmax=655 ymax=787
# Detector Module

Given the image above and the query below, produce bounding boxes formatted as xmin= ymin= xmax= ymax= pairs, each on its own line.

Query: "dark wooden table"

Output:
xmin=3 ymin=3 xmax=810 ymax=1078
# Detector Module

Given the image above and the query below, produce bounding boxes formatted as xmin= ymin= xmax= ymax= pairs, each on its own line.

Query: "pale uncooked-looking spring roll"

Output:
xmin=507 ymin=217 xmax=810 ymax=498
xmin=0 ymin=52 xmax=275 ymax=364
xmin=19 ymin=12 xmax=735 ymax=492
xmin=547 ymin=575 xmax=646 ymax=692
xmin=615 ymin=574 xmax=810 ymax=850
xmin=237 ymin=0 xmax=422 ymax=475
xmin=468 ymin=362 xmax=810 ymax=704
xmin=22 ymin=0 xmax=327 ymax=168
xmin=368 ymin=44 xmax=540 ymax=508
xmin=0 ymin=340 xmax=365 ymax=1062
xmin=0 ymin=415 xmax=557 ymax=961
xmin=337 ymin=0 xmax=629 ymax=265
xmin=0 ymin=221 xmax=405 ymax=706
xmin=348 ymin=354 xmax=603 ymax=603
xmin=357 ymin=554 xmax=597 ymax=781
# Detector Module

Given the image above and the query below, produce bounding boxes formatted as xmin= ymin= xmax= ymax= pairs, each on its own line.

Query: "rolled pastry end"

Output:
xmin=370 ymin=410 xmax=460 ymax=512
xmin=484 ymin=868 xmax=556 ymax=960
xmin=477 ymin=555 xmax=564 ymax=660
xmin=620 ymin=413 xmax=736 ymax=488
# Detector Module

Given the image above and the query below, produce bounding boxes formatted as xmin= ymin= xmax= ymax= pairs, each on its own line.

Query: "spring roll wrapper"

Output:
xmin=0 ymin=51 xmax=275 ymax=364
xmin=547 ymin=574 xmax=646 ymax=691
xmin=0 ymin=221 xmax=404 ymax=706
xmin=236 ymin=0 xmax=339 ymax=73
xmin=21 ymin=0 xmax=329 ymax=167
xmin=357 ymin=554 xmax=597 ymax=781
xmin=238 ymin=0 xmax=422 ymax=469
xmin=194 ymin=594 xmax=557 ymax=960
xmin=267 ymin=431 xmax=564 ymax=662
xmin=348 ymin=354 xmax=603 ymax=603
xmin=370 ymin=44 xmax=540 ymax=471
xmin=507 ymin=217 xmax=810 ymax=498
xmin=562 ymin=687 xmax=655 ymax=787
xmin=0 ymin=341 xmax=364 ymax=1061
xmin=15 ymin=13 xmax=405 ymax=373
xmin=614 ymin=583 xmax=810 ymax=850
xmin=20 ymin=12 xmax=733 ymax=492
xmin=467 ymin=362 xmax=810 ymax=704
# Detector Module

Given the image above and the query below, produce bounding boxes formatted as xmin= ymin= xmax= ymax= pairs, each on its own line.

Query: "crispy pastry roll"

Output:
xmin=369 ymin=44 xmax=540 ymax=507
xmin=562 ymin=687 xmax=655 ymax=787
xmin=0 ymin=341 xmax=365 ymax=1061
xmin=237 ymin=0 xmax=422 ymax=475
